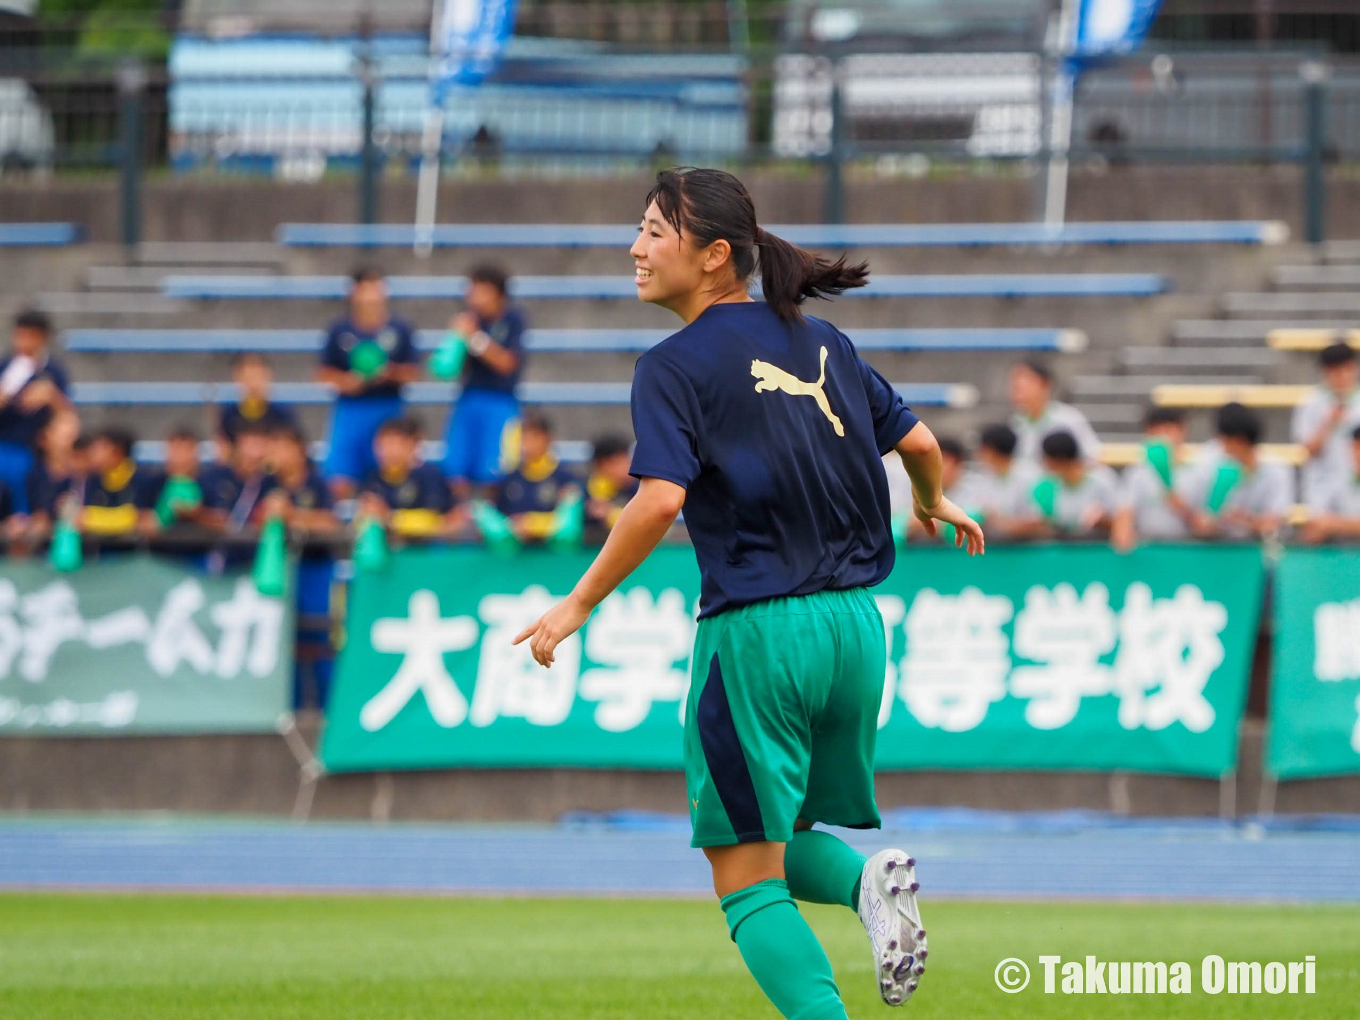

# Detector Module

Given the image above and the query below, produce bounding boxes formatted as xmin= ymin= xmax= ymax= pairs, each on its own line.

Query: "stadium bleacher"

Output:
xmin=0 ymin=223 xmax=83 ymax=246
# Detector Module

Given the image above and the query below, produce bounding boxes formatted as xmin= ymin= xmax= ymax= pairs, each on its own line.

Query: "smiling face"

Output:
xmin=629 ymin=200 xmax=737 ymax=319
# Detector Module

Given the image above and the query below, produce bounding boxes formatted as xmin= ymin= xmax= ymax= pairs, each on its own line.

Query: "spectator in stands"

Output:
xmin=1300 ymin=423 xmax=1360 ymax=544
xmin=1292 ymin=341 xmax=1360 ymax=505
xmin=584 ymin=434 xmax=638 ymax=543
xmin=971 ymin=423 xmax=1042 ymax=539
xmin=358 ymin=416 xmax=461 ymax=538
xmin=218 ymin=353 xmax=298 ymax=448
xmin=440 ymin=264 xmax=526 ymax=498
xmin=1111 ymin=407 xmax=1194 ymax=552
xmin=1008 ymin=359 xmax=1100 ymax=465
xmin=317 ymin=267 xmax=422 ymax=500
xmin=903 ymin=437 xmax=985 ymax=540
xmin=7 ymin=410 xmax=81 ymax=547
xmin=141 ymin=426 xmax=208 ymax=532
xmin=80 ymin=427 xmax=151 ymax=535
xmin=1009 ymin=429 xmax=1119 ymax=539
xmin=495 ymin=412 xmax=580 ymax=544
xmin=201 ymin=420 xmax=276 ymax=532
xmin=262 ymin=424 xmax=338 ymax=534
xmin=1184 ymin=402 xmax=1293 ymax=540
xmin=0 ymin=310 xmax=72 ymax=514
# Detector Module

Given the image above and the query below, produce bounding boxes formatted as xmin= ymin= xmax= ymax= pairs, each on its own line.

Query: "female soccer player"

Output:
xmin=515 ymin=167 xmax=984 ymax=1019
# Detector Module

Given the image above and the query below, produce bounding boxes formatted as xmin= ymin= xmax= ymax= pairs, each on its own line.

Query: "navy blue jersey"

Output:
xmin=463 ymin=307 xmax=526 ymax=395
xmin=218 ymin=399 xmax=298 ymax=443
xmin=360 ymin=462 xmax=452 ymax=513
xmin=201 ymin=464 xmax=275 ymax=526
xmin=84 ymin=460 xmax=153 ymax=510
xmin=275 ymin=468 xmax=332 ymax=511
xmin=629 ymin=301 xmax=919 ymax=618
xmin=496 ymin=455 xmax=579 ymax=516
xmin=320 ymin=316 xmax=419 ymax=401
xmin=26 ymin=464 xmax=77 ymax=518
xmin=0 ymin=354 xmax=69 ymax=448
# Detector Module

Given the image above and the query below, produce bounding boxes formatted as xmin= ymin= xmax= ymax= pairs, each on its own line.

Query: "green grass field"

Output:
xmin=3 ymin=894 xmax=1357 ymax=1019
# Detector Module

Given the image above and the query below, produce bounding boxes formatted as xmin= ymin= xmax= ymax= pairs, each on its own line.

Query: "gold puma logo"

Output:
xmin=750 ymin=346 xmax=844 ymax=436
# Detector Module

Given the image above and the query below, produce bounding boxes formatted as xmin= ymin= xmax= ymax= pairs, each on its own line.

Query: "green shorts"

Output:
xmin=683 ymin=586 xmax=886 ymax=849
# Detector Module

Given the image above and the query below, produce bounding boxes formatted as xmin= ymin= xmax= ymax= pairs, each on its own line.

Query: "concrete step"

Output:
xmin=1222 ymin=292 xmax=1360 ymax=318
xmin=1118 ymin=346 xmax=1279 ymax=373
xmin=1318 ymin=240 xmax=1360 ymax=265
xmin=1269 ymin=265 xmax=1360 ymax=289
xmin=86 ymin=265 xmax=279 ymax=292
xmin=35 ymin=292 xmax=187 ymax=316
xmin=1071 ymin=402 xmax=1145 ymax=429
xmin=134 ymin=242 xmax=286 ymax=267
xmin=1171 ymin=318 xmax=1360 ymax=345
xmin=1071 ymin=374 xmax=1264 ymax=399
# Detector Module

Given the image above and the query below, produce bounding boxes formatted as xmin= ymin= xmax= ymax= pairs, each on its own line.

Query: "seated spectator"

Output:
xmin=80 ymin=427 xmax=150 ymax=535
xmin=9 ymin=410 xmax=81 ymax=545
xmin=200 ymin=420 xmax=276 ymax=532
xmin=904 ymin=437 xmax=985 ymax=541
xmin=971 ymin=423 xmax=1042 ymax=539
xmin=1111 ymin=407 xmax=1194 ymax=552
xmin=0 ymin=309 xmax=72 ymax=514
xmin=1183 ymin=402 xmax=1293 ymax=540
xmin=1010 ymin=430 xmax=1119 ymax=539
xmin=1301 ymin=423 xmax=1360 ymax=544
xmin=141 ymin=426 xmax=208 ymax=531
xmin=218 ymin=353 xmax=298 ymax=448
xmin=1009 ymin=359 xmax=1101 ymax=465
xmin=317 ymin=267 xmax=422 ymax=500
xmin=584 ymin=434 xmax=638 ymax=543
xmin=494 ymin=412 xmax=580 ymax=543
xmin=1292 ymin=341 xmax=1360 ymax=505
xmin=261 ymin=424 xmax=338 ymax=534
xmin=358 ymin=416 xmax=460 ymax=538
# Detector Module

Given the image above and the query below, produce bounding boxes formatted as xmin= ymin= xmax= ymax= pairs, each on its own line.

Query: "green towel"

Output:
xmin=349 ymin=339 xmax=388 ymax=379
xmin=353 ymin=517 xmax=390 ymax=573
xmin=1205 ymin=461 xmax=1244 ymax=514
xmin=1032 ymin=477 xmax=1059 ymax=519
xmin=252 ymin=515 xmax=288 ymax=596
xmin=1144 ymin=438 xmax=1175 ymax=489
xmin=155 ymin=474 xmax=202 ymax=527
xmin=470 ymin=501 xmax=520 ymax=556
xmin=49 ymin=518 xmax=82 ymax=573
xmin=428 ymin=332 xmax=468 ymax=380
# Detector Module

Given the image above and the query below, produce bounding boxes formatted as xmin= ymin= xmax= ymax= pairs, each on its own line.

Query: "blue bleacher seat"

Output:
xmin=71 ymin=379 xmax=977 ymax=408
xmin=63 ymin=326 xmax=1087 ymax=354
xmin=276 ymin=220 xmax=1288 ymax=249
xmin=161 ymin=273 xmax=1169 ymax=301
xmin=0 ymin=223 xmax=83 ymax=246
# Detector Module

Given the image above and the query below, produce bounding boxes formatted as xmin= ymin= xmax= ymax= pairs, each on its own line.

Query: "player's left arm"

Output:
xmin=513 ymin=477 xmax=685 ymax=667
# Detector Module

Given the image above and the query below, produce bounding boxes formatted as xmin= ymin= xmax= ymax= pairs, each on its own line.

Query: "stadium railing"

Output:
xmin=63 ymin=327 xmax=1089 ymax=355
xmin=274 ymin=221 xmax=1289 ymax=249
xmin=159 ymin=273 xmax=1171 ymax=301
xmin=0 ymin=223 xmax=84 ymax=246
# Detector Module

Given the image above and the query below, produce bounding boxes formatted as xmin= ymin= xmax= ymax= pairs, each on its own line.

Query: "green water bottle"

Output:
xmin=156 ymin=475 xmax=203 ymax=527
xmin=252 ymin=514 xmax=288 ymax=597
xmin=428 ymin=331 xmax=468 ymax=380
xmin=353 ymin=516 xmax=390 ymax=573
xmin=1032 ymin=476 xmax=1059 ymax=519
xmin=50 ymin=508 xmax=82 ymax=573
xmin=471 ymin=501 xmax=520 ymax=556
xmin=1206 ymin=461 xmax=1244 ymax=514
xmin=549 ymin=491 xmax=585 ymax=551
xmin=1144 ymin=437 xmax=1175 ymax=489
xmin=350 ymin=339 xmax=388 ymax=380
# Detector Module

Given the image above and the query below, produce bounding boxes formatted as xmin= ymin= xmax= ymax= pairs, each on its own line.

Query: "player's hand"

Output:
xmin=513 ymin=593 xmax=591 ymax=668
xmin=913 ymin=494 xmax=985 ymax=555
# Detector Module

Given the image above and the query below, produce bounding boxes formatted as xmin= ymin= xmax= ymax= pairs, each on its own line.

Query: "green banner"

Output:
xmin=322 ymin=544 xmax=1264 ymax=776
xmin=0 ymin=555 xmax=294 ymax=735
xmin=1267 ymin=547 xmax=1360 ymax=779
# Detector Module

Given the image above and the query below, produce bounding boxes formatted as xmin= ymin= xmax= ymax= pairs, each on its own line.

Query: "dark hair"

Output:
xmin=468 ymin=264 xmax=510 ymax=296
xmin=351 ymin=265 xmax=384 ymax=286
xmin=231 ymin=351 xmax=271 ymax=371
xmin=521 ymin=411 xmax=553 ymax=435
xmin=1351 ymin=423 xmax=1360 ymax=441
xmin=272 ymin=423 xmax=309 ymax=447
xmin=937 ymin=437 xmax=967 ymax=462
xmin=234 ymin=420 xmax=272 ymax=440
xmin=646 ymin=167 xmax=868 ymax=324
xmin=95 ymin=427 xmax=136 ymax=459
xmin=166 ymin=425 xmax=200 ymax=444
xmin=1014 ymin=359 xmax=1053 ymax=385
xmin=13 ymin=308 xmax=51 ymax=336
xmin=1144 ymin=406 xmax=1185 ymax=429
xmin=1041 ymin=429 xmax=1080 ymax=462
xmin=73 ymin=433 xmax=92 ymax=452
xmin=978 ymin=423 xmax=1018 ymax=457
xmin=377 ymin=415 xmax=422 ymax=440
xmin=1216 ymin=401 xmax=1261 ymax=445
xmin=1320 ymin=341 xmax=1357 ymax=369
xmin=591 ymin=434 xmax=631 ymax=462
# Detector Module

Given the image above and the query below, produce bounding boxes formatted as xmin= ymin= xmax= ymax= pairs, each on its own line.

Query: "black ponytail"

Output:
xmin=646 ymin=167 xmax=869 ymax=324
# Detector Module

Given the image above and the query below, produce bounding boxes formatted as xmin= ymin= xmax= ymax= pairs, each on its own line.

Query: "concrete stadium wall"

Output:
xmin=2 ymin=166 xmax=1357 ymax=241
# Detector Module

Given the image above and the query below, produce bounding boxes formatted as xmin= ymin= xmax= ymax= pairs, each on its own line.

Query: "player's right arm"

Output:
xmin=895 ymin=421 xmax=985 ymax=556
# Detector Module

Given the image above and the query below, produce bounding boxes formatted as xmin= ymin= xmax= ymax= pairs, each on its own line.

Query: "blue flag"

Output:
xmin=1074 ymin=0 xmax=1162 ymax=58
xmin=433 ymin=0 xmax=518 ymax=100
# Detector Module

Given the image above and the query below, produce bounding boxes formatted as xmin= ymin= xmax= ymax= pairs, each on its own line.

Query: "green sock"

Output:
xmin=785 ymin=829 xmax=867 ymax=911
xmin=721 ymin=879 xmax=848 ymax=1020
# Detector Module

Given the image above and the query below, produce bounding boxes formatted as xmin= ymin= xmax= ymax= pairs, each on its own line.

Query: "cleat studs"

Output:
xmin=908 ymin=981 xmax=918 ymax=992
xmin=886 ymin=940 xmax=897 ymax=951
xmin=890 ymin=995 xmax=901 ymax=1005
xmin=918 ymin=949 xmax=928 ymax=960
xmin=916 ymin=929 xmax=927 ymax=940
xmin=890 ymin=886 xmax=900 ymax=895
xmin=906 ymin=857 xmax=916 ymax=867
xmin=881 ymin=980 xmax=892 ymax=991
xmin=915 ymin=965 xmax=925 ymax=975
xmin=885 ymin=860 xmax=897 ymax=872
xmin=909 ymin=881 xmax=920 ymax=893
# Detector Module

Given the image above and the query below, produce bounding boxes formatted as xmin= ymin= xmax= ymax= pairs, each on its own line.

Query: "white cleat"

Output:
xmin=857 ymin=848 xmax=927 ymax=1007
